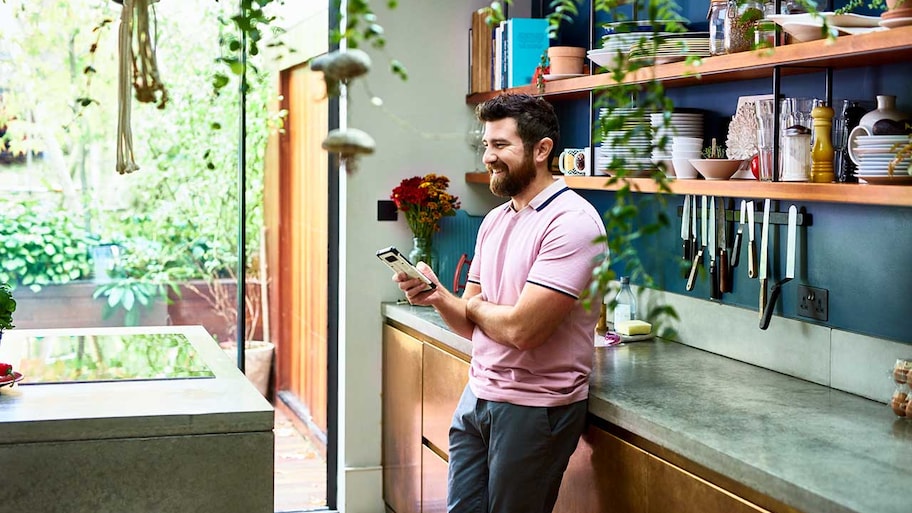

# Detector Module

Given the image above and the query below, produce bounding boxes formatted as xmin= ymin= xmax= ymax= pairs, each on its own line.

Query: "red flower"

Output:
xmin=390 ymin=174 xmax=461 ymax=239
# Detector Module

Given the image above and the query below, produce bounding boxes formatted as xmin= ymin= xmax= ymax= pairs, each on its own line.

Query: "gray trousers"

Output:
xmin=447 ymin=385 xmax=588 ymax=513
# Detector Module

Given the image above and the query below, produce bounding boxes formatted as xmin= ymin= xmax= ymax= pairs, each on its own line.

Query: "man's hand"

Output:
xmin=393 ymin=262 xmax=441 ymax=306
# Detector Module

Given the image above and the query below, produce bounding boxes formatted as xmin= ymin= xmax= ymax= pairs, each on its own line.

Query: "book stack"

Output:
xmin=469 ymin=15 xmax=549 ymax=93
xmin=469 ymin=10 xmax=492 ymax=94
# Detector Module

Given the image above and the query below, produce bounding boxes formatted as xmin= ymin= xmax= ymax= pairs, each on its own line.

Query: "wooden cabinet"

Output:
xmin=383 ymin=324 xmax=470 ymax=513
xmin=553 ymin=424 xmax=773 ymax=513
xmin=385 ymin=322 xmax=778 ymax=513
xmin=382 ymin=325 xmax=423 ymax=513
xmin=422 ymin=342 xmax=470 ymax=456
xmin=421 ymin=445 xmax=450 ymax=513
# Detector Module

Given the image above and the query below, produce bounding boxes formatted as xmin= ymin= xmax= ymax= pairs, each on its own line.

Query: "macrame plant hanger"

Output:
xmin=115 ymin=0 xmax=167 ymax=174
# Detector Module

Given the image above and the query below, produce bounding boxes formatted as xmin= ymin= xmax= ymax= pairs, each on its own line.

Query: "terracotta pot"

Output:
xmin=222 ymin=340 xmax=275 ymax=397
xmin=547 ymin=46 xmax=586 ymax=75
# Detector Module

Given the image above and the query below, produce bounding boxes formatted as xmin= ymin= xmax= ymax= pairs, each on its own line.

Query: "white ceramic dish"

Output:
xmin=688 ymin=158 xmax=743 ymax=180
xmin=858 ymin=175 xmax=912 ymax=185
xmin=879 ymin=17 xmax=912 ymax=29
xmin=542 ymin=73 xmax=586 ymax=80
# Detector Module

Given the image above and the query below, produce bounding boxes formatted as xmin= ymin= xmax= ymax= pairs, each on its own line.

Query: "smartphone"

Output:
xmin=376 ymin=246 xmax=437 ymax=292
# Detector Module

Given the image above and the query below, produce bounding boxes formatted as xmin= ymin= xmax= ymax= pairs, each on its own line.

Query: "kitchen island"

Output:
xmin=383 ymin=303 xmax=911 ymax=513
xmin=0 ymin=325 xmax=274 ymax=513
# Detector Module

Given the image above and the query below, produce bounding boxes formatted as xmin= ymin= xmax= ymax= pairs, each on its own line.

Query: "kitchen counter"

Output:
xmin=383 ymin=303 xmax=912 ymax=513
xmin=0 ymin=325 xmax=274 ymax=513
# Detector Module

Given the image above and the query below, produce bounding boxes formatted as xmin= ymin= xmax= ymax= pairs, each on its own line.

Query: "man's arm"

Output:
xmin=394 ymin=263 xmax=479 ymax=340
xmin=466 ymin=282 xmax=577 ymax=351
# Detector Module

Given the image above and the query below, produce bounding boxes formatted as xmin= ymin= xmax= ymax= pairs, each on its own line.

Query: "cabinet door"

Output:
xmin=421 ymin=444 xmax=449 ymax=513
xmin=554 ymin=424 xmax=648 ymax=513
xmin=553 ymin=426 xmax=772 ymax=513
xmin=422 ymin=343 xmax=469 ymax=456
xmin=383 ymin=325 xmax=423 ymax=513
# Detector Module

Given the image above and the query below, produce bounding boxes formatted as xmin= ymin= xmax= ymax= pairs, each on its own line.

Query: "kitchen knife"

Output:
xmin=761 ymin=205 xmax=797 ymax=330
xmin=747 ymin=201 xmax=757 ymax=279
xmin=691 ymin=196 xmax=698 ymax=262
xmin=719 ymin=198 xmax=731 ymax=293
xmin=758 ymin=198 xmax=771 ymax=319
xmin=709 ymin=197 xmax=720 ymax=299
xmin=681 ymin=195 xmax=692 ymax=261
xmin=731 ymin=200 xmax=746 ymax=269
xmin=686 ymin=195 xmax=707 ymax=291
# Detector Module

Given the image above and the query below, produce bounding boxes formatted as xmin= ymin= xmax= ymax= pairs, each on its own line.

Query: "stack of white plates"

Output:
xmin=629 ymin=32 xmax=711 ymax=64
xmin=595 ymin=107 xmax=652 ymax=175
xmin=851 ymin=134 xmax=912 ymax=185
xmin=650 ymin=111 xmax=704 ymax=160
xmin=589 ymin=31 xmax=710 ymax=67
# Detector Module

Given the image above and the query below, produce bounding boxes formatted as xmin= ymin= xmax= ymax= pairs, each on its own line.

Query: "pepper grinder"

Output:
xmin=810 ymin=103 xmax=835 ymax=183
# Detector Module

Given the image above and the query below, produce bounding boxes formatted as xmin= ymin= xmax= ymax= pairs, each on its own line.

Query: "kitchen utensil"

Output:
xmin=686 ymin=195 xmax=708 ymax=291
xmin=719 ymin=198 xmax=731 ymax=293
xmin=761 ymin=205 xmax=797 ymax=330
xmin=709 ymin=197 xmax=720 ymax=299
xmin=681 ymin=195 xmax=692 ymax=260
xmin=747 ymin=201 xmax=757 ymax=278
xmin=758 ymin=199 xmax=771 ymax=318
xmin=731 ymin=200 xmax=746 ymax=269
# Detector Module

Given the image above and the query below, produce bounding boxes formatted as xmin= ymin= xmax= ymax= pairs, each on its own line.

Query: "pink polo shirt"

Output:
xmin=466 ymin=178 xmax=607 ymax=407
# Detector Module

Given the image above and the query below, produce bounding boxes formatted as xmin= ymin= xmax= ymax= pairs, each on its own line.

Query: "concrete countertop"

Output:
xmin=382 ymin=303 xmax=912 ymax=513
xmin=0 ymin=325 xmax=274 ymax=445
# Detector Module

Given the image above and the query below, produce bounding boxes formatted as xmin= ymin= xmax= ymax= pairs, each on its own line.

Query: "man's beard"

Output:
xmin=488 ymin=152 xmax=536 ymax=198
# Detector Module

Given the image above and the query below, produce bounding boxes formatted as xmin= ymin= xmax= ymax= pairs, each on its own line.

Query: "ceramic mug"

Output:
xmin=558 ymin=147 xmax=590 ymax=175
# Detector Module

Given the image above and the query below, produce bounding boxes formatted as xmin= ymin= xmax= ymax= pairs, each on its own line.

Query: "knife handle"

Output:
xmin=760 ymin=280 xmax=784 ymax=330
xmin=710 ymin=259 xmax=720 ymax=300
xmin=748 ymin=241 xmax=757 ymax=279
xmin=758 ymin=278 xmax=767 ymax=320
xmin=720 ymin=248 xmax=731 ymax=293
xmin=731 ymin=232 xmax=742 ymax=269
xmin=686 ymin=249 xmax=702 ymax=291
xmin=683 ymin=239 xmax=691 ymax=261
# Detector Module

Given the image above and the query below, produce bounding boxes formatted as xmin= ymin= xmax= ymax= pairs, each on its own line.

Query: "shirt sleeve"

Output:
xmin=526 ymin=209 xmax=606 ymax=299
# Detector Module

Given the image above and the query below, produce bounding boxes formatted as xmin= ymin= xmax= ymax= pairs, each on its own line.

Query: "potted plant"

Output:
xmin=0 ymin=283 xmax=16 ymax=343
xmin=190 ymin=262 xmax=274 ymax=398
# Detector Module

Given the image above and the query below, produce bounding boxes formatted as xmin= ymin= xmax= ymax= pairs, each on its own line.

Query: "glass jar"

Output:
xmin=781 ymin=125 xmax=811 ymax=182
xmin=708 ymin=0 xmax=729 ymax=56
xmin=725 ymin=0 xmax=765 ymax=54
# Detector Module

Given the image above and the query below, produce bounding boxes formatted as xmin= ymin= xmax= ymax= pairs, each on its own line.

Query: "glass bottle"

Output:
xmin=708 ymin=0 xmax=729 ymax=56
xmin=613 ymin=277 xmax=637 ymax=329
xmin=810 ymin=104 xmax=835 ymax=183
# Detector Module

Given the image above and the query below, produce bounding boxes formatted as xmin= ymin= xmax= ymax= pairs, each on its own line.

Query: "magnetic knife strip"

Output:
xmin=675 ymin=205 xmax=812 ymax=227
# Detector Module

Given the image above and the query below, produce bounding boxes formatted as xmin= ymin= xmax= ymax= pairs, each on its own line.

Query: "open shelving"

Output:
xmin=465 ymin=27 xmax=912 ymax=207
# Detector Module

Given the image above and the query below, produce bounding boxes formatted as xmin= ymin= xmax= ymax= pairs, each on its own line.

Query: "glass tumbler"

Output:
xmin=755 ymin=98 xmax=776 ymax=181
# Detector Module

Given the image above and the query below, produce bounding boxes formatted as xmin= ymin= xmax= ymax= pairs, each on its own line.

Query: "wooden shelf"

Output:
xmin=465 ymin=173 xmax=912 ymax=207
xmin=466 ymin=26 xmax=912 ymax=104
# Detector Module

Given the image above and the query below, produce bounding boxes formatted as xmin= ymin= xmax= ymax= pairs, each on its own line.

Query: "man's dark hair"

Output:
xmin=475 ymin=94 xmax=560 ymax=164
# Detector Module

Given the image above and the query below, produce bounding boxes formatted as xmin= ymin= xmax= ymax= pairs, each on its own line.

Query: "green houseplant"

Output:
xmin=0 ymin=283 xmax=16 ymax=342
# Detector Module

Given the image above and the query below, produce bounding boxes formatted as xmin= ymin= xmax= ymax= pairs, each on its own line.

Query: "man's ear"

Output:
xmin=534 ymin=137 xmax=554 ymax=164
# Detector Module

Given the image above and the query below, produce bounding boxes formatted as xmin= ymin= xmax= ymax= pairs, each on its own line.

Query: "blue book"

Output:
xmin=506 ymin=18 xmax=549 ymax=88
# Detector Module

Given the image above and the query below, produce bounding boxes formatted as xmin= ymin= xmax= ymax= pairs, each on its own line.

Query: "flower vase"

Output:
xmin=408 ymin=236 xmax=434 ymax=272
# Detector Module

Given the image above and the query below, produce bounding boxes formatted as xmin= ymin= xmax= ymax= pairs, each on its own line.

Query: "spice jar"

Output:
xmin=894 ymin=359 xmax=912 ymax=384
xmin=708 ymin=0 xmax=729 ymax=56
xmin=725 ymin=0 xmax=765 ymax=53
xmin=891 ymin=384 xmax=909 ymax=417
xmin=781 ymin=125 xmax=811 ymax=181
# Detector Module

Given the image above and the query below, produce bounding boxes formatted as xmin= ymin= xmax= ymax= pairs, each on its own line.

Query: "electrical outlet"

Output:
xmin=377 ymin=200 xmax=398 ymax=221
xmin=797 ymin=285 xmax=828 ymax=322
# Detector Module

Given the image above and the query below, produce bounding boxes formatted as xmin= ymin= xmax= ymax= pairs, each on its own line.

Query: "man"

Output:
xmin=395 ymin=93 xmax=607 ymax=513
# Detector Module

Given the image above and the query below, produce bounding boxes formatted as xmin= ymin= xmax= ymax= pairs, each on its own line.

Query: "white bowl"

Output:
xmin=672 ymin=158 xmax=699 ymax=179
xmin=688 ymin=158 xmax=744 ymax=180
